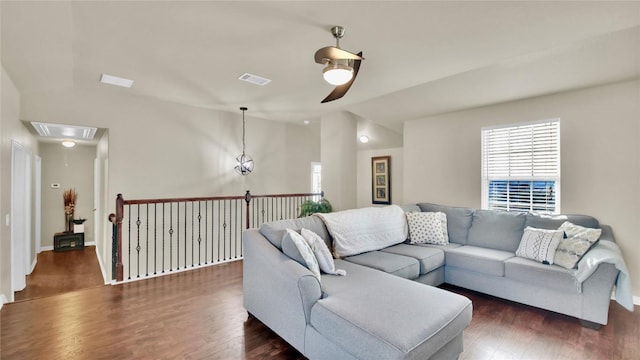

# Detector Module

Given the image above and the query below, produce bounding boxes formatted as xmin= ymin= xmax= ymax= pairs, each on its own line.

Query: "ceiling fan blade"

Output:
xmin=314 ymin=46 xmax=365 ymax=64
xmin=321 ymin=52 xmax=362 ymax=103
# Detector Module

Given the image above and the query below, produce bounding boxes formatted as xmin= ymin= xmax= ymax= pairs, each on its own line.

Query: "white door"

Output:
xmin=11 ymin=140 xmax=29 ymax=294
xmin=35 ymin=156 xmax=42 ymax=254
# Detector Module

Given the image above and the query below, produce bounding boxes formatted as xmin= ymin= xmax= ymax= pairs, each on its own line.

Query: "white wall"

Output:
xmin=1 ymin=66 xmax=39 ymax=302
xmin=40 ymin=143 xmax=95 ymax=247
xmin=20 ymin=87 xmax=320 ymax=200
xmin=357 ymin=148 xmax=404 ymax=208
xmin=404 ymin=80 xmax=640 ymax=298
xmin=96 ymin=131 xmax=110 ymax=281
xmin=321 ymin=111 xmax=357 ymax=211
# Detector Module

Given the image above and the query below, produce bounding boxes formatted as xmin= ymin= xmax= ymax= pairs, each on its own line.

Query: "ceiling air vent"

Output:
xmin=31 ymin=122 xmax=97 ymax=140
xmin=238 ymin=73 xmax=271 ymax=86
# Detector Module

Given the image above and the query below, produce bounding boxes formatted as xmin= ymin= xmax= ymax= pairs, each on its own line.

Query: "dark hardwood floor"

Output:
xmin=14 ymin=246 xmax=105 ymax=301
xmin=1 ymin=260 xmax=637 ymax=360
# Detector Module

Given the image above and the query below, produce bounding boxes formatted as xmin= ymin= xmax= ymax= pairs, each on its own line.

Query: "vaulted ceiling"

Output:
xmin=2 ymin=1 xmax=639 ymax=133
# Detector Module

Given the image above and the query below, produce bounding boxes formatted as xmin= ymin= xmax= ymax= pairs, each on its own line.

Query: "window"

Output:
xmin=482 ymin=120 xmax=560 ymax=213
xmin=311 ymin=162 xmax=322 ymax=200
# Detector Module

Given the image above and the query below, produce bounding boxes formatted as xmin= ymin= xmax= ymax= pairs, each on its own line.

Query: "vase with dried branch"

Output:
xmin=63 ymin=188 xmax=77 ymax=232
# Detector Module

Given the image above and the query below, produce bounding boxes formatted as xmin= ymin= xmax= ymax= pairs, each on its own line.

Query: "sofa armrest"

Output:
xmin=242 ymin=229 xmax=322 ymax=352
xmin=599 ymin=224 xmax=615 ymax=243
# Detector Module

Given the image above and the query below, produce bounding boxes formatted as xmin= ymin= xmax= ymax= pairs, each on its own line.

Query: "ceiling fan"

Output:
xmin=314 ymin=26 xmax=365 ymax=103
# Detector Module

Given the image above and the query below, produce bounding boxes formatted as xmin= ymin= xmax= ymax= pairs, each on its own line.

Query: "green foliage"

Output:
xmin=299 ymin=198 xmax=333 ymax=217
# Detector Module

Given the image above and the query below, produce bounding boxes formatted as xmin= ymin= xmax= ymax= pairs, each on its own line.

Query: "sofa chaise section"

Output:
xmin=307 ymin=260 xmax=472 ymax=360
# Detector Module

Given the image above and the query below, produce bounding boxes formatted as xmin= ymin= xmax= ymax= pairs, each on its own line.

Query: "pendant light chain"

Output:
xmin=241 ymin=106 xmax=247 ymax=156
xmin=235 ymin=106 xmax=254 ymax=175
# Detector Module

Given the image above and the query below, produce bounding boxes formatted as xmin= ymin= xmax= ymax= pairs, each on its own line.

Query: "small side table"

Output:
xmin=54 ymin=232 xmax=85 ymax=251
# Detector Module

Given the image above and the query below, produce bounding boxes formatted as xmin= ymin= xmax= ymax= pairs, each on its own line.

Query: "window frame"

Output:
xmin=481 ymin=119 xmax=561 ymax=214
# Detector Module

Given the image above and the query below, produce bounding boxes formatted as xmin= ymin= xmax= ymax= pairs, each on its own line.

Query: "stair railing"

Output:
xmin=113 ymin=190 xmax=323 ymax=282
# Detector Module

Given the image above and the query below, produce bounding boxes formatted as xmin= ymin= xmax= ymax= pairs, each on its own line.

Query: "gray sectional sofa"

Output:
xmin=243 ymin=203 xmax=625 ymax=360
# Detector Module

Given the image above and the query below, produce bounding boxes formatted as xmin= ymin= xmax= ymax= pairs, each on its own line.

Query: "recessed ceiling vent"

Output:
xmin=31 ymin=122 xmax=97 ymax=140
xmin=238 ymin=73 xmax=271 ymax=86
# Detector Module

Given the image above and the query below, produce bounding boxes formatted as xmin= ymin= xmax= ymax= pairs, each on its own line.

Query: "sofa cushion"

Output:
xmin=317 ymin=205 xmax=408 ymax=258
xmin=515 ymin=227 xmax=563 ymax=264
xmin=525 ymin=213 xmax=600 ymax=230
xmin=381 ymin=244 xmax=445 ymax=275
xmin=554 ymin=221 xmax=602 ymax=269
xmin=467 ymin=209 xmax=526 ymax=252
xmin=406 ymin=211 xmax=448 ymax=245
xmin=259 ymin=215 xmax=330 ymax=249
xmin=344 ymin=251 xmax=420 ymax=280
xmin=399 ymin=204 xmax=421 ymax=213
xmin=281 ymin=229 xmax=321 ymax=280
xmin=312 ymin=260 xmax=472 ymax=360
xmin=445 ymin=245 xmax=514 ymax=277
xmin=415 ymin=242 xmax=462 ymax=252
xmin=505 ymin=257 xmax=576 ymax=292
xmin=418 ymin=203 xmax=474 ymax=245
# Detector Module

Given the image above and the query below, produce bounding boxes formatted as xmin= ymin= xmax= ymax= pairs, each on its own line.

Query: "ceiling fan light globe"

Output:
xmin=323 ymin=64 xmax=353 ymax=86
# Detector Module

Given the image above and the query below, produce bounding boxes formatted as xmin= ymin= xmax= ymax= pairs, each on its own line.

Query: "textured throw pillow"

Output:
xmin=406 ymin=211 xmax=449 ymax=245
xmin=301 ymin=228 xmax=346 ymax=276
xmin=554 ymin=221 xmax=602 ymax=269
xmin=516 ymin=226 xmax=563 ymax=264
xmin=282 ymin=229 xmax=321 ymax=281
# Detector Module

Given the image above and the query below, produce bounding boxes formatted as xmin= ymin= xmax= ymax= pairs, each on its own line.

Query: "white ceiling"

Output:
xmin=2 ymin=1 xmax=639 ymax=133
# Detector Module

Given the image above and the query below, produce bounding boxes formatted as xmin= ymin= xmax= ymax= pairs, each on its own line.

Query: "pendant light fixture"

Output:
xmin=234 ymin=106 xmax=254 ymax=175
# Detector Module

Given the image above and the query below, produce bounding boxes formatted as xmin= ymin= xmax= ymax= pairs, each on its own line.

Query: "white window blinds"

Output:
xmin=482 ymin=120 xmax=560 ymax=213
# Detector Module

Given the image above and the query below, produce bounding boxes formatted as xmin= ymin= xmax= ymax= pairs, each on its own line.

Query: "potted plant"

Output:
xmin=299 ymin=198 xmax=332 ymax=217
xmin=63 ymin=188 xmax=77 ymax=232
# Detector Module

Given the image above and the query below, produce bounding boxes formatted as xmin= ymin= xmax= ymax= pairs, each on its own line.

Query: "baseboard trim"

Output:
xmin=30 ymin=257 xmax=37 ymax=273
xmin=93 ymin=245 xmax=109 ymax=284
xmin=40 ymin=241 xmax=95 ymax=252
xmin=110 ymin=258 xmax=242 ymax=285
xmin=611 ymin=292 xmax=640 ymax=306
xmin=0 ymin=294 xmax=8 ymax=310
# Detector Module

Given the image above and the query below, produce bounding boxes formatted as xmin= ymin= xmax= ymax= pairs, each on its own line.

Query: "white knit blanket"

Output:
xmin=573 ymin=240 xmax=634 ymax=311
xmin=316 ymin=205 xmax=408 ymax=258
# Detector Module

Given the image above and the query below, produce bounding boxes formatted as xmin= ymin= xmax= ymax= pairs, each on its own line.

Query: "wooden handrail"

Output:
xmin=122 ymin=195 xmax=244 ymax=205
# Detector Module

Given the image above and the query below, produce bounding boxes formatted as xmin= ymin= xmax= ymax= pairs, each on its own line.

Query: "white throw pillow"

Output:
xmin=516 ymin=226 xmax=563 ymax=264
xmin=283 ymin=229 xmax=321 ymax=281
xmin=554 ymin=221 xmax=602 ymax=269
xmin=406 ymin=211 xmax=449 ymax=245
xmin=301 ymin=228 xmax=346 ymax=276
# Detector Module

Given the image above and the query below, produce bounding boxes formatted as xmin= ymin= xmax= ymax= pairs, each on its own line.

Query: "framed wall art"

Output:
xmin=371 ymin=156 xmax=391 ymax=204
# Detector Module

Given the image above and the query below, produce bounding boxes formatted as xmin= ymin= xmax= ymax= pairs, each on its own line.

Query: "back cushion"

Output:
xmin=259 ymin=215 xmax=330 ymax=250
xmin=525 ymin=213 xmax=599 ymax=230
xmin=417 ymin=203 xmax=473 ymax=244
xmin=467 ymin=209 xmax=526 ymax=252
